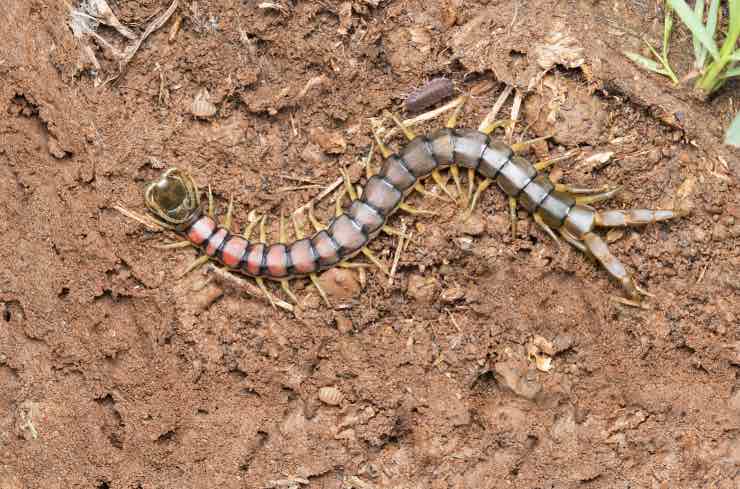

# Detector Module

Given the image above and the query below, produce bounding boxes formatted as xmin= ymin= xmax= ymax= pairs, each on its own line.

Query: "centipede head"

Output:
xmin=144 ymin=168 xmax=201 ymax=230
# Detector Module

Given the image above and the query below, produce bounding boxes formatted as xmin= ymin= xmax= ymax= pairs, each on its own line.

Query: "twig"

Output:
xmin=293 ymin=176 xmax=343 ymax=214
xmin=478 ymin=85 xmax=514 ymax=132
xmin=388 ymin=220 xmax=407 ymax=286
xmin=376 ymin=96 xmax=467 ymax=141
xmin=207 ymin=264 xmax=294 ymax=312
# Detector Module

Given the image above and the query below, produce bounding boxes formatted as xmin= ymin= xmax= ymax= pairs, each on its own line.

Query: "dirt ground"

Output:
xmin=1 ymin=0 xmax=739 ymax=488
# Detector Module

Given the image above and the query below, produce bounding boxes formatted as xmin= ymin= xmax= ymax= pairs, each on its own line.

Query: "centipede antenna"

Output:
xmin=509 ymin=197 xmax=518 ymax=238
xmin=466 ymin=177 xmax=491 ymax=216
xmin=114 ymin=205 xmax=169 ymax=231
xmin=223 ymin=195 xmax=234 ymax=230
xmin=445 ymin=95 xmax=468 ymax=128
xmin=533 ymin=213 xmax=561 ymax=246
xmin=180 ymin=255 xmax=210 ymax=278
xmin=255 ymin=277 xmax=277 ymax=309
xmin=207 ymin=185 xmax=215 ymax=219
xmin=385 ymin=110 xmax=416 ymax=141
xmin=361 ymin=248 xmax=390 ymax=276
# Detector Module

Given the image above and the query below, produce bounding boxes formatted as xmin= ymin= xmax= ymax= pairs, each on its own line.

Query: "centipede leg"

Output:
xmin=533 ymin=213 xmax=561 ymax=246
xmin=594 ymin=209 xmax=682 ymax=228
xmin=222 ymin=195 xmax=235 ymax=229
xmin=582 ymin=232 xmax=652 ymax=301
xmin=574 ymin=187 xmax=622 ymax=205
xmin=256 ymin=215 xmax=279 ymax=308
xmin=154 ymin=240 xmax=194 ymax=249
xmin=444 ymin=95 xmax=467 ymax=204
xmin=413 ymin=182 xmax=451 ymax=201
xmin=509 ymin=197 xmax=518 ymax=239
xmin=207 ymin=185 xmax=215 ymax=219
xmin=180 ymin=254 xmax=210 ymax=278
xmin=399 ymin=202 xmax=438 ymax=216
xmin=465 ymin=177 xmax=491 ymax=217
xmin=510 ymin=134 xmax=553 ymax=154
xmin=292 ymin=212 xmax=331 ymax=307
xmin=558 ymin=228 xmax=587 ymax=252
xmin=552 ymin=183 xmax=615 ymax=195
xmin=479 ymin=119 xmax=513 ymax=136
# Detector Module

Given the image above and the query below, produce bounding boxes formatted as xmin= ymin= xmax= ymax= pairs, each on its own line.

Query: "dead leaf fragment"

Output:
xmin=534 ymin=31 xmax=585 ymax=70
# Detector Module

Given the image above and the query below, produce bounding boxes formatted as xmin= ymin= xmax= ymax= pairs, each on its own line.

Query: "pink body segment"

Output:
xmin=187 ymin=216 xmax=216 ymax=245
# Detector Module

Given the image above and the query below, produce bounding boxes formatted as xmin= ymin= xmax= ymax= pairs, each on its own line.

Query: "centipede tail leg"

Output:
xmin=533 ymin=213 xmax=560 ymax=245
xmin=582 ymin=232 xmax=651 ymax=302
xmin=594 ymin=209 xmax=682 ymax=228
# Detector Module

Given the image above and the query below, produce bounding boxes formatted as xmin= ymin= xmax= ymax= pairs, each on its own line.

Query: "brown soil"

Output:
xmin=1 ymin=1 xmax=739 ymax=488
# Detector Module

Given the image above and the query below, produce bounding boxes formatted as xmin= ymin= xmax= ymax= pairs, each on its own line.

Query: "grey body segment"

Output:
xmin=453 ymin=129 xmax=488 ymax=169
xmin=379 ymin=155 xmax=417 ymax=191
xmin=496 ymin=155 xmax=537 ymax=196
xmin=362 ymin=176 xmax=403 ymax=216
xmin=399 ymin=136 xmax=437 ymax=177
xmin=329 ymin=214 xmax=368 ymax=256
xmin=478 ymin=142 xmax=513 ymax=179
xmin=518 ymin=174 xmax=554 ymax=212
xmin=348 ymin=200 xmax=385 ymax=234
xmin=428 ymin=128 xmax=455 ymax=166
xmin=563 ymin=204 xmax=596 ymax=238
xmin=538 ymin=190 xmax=576 ymax=228
xmin=312 ymin=230 xmax=341 ymax=267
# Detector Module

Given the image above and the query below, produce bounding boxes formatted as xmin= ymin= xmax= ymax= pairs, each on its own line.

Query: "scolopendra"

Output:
xmin=122 ymin=94 xmax=686 ymax=310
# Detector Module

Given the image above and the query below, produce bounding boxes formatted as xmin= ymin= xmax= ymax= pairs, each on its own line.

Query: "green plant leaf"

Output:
xmin=725 ymin=113 xmax=740 ymax=147
xmin=668 ymin=0 xmax=720 ymax=60
xmin=692 ymin=0 xmax=706 ymax=67
xmin=707 ymin=0 xmax=720 ymax=40
xmin=720 ymin=66 xmax=740 ymax=79
xmin=732 ymin=50 xmax=740 ymax=61
xmin=623 ymin=51 xmax=669 ymax=75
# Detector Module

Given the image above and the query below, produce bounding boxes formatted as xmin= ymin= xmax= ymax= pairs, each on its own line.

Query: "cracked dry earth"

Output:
xmin=1 ymin=0 xmax=739 ymax=488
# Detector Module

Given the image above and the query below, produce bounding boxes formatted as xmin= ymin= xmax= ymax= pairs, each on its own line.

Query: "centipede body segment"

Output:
xmin=137 ymin=100 xmax=685 ymax=308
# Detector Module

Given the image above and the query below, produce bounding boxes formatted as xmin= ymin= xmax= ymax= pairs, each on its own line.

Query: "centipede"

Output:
xmin=120 ymin=94 xmax=686 ymax=310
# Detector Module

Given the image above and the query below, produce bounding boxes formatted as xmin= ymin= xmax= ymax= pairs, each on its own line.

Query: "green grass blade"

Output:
xmin=668 ymin=0 xmax=720 ymax=60
xmin=623 ymin=51 xmax=669 ymax=75
xmin=725 ymin=113 xmax=740 ymax=147
xmin=663 ymin=5 xmax=673 ymax=59
xmin=707 ymin=0 xmax=720 ymax=39
xmin=692 ymin=0 xmax=706 ymax=67
xmin=731 ymin=50 xmax=740 ymax=61
xmin=720 ymin=66 xmax=740 ymax=79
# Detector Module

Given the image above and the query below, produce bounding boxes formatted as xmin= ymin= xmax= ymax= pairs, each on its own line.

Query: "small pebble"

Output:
xmin=406 ymin=274 xmax=438 ymax=303
xmin=318 ymin=268 xmax=361 ymax=300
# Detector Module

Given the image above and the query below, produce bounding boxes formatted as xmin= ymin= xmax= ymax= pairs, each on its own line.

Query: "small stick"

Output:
xmin=113 ymin=204 xmax=166 ymax=231
xmin=206 ymin=264 xmax=294 ymax=312
xmin=377 ymin=96 xmax=467 ymax=141
xmin=293 ymin=176 xmax=344 ymax=214
xmin=507 ymin=89 xmax=523 ymax=144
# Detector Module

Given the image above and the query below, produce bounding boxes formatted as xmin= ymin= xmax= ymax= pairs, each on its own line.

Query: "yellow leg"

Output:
xmin=431 ymin=169 xmax=456 ymax=200
xmin=335 ymin=187 xmax=346 ymax=217
xmin=413 ymin=182 xmax=450 ymax=201
xmin=509 ymin=197 xmax=518 ymax=238
xmin=207 ymin=185 xmax=214 ymax=219
xmin=533 ymin=151 xmax=576 ymax=172
xmin=292 ymin=213 xmax=331 ymax=307
xmin=361 ymin=248 xmax=390 ymax=275
xmin=308 ymin=205 xmax=325 ymax=232
xmin=480 ymin=118 xmax=514 ymax=136
xmin=155 ymin=240 xmax=194 ymax=250
xmin=467 ymin=168 xmax=476 ymax=204
xmin=255 ymin=277 xmax=277 ymax=309
xmin=180 ymin=254 xmax=210 ymax=278
xmin=553 ymin=183 xmax=614 ymax=195
xmin=445 ymin=95 xmax=468 ymax=128
xmin=510 ymin=134 xmax=552 ymax=154
xmin=533 ymin=213 xmax=560 ymax=245
xmin=574 ymin=188 xmax=622 ymax=205
xmin=466 ymin=177 xmax=491 ymax=215
xmin=222 ymin=195 xmax=234 ymax=229
xmin=259 ymin=214 xmax=268 ymax=243
xmin=382 ymin=225 xmax=409 ymax=238
xmin=385 ymin=110 xmax=416 ymax=141
xmin=278 ymin=211 xmax=299 ymax=305
xmin=371 ymin=126 xmax=393 ymax=159
xmin=340 ymin=167 xmax=358 ymax=200
xmin=243 ymin=215 xmax=260 ymax=240
xmin=365 ymin=142 xmax=376 ymax=179
xmin=449 ymin=165 xmax=464 ymax=203
xmin=399 ymin=202 xmax=437 ymax=216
